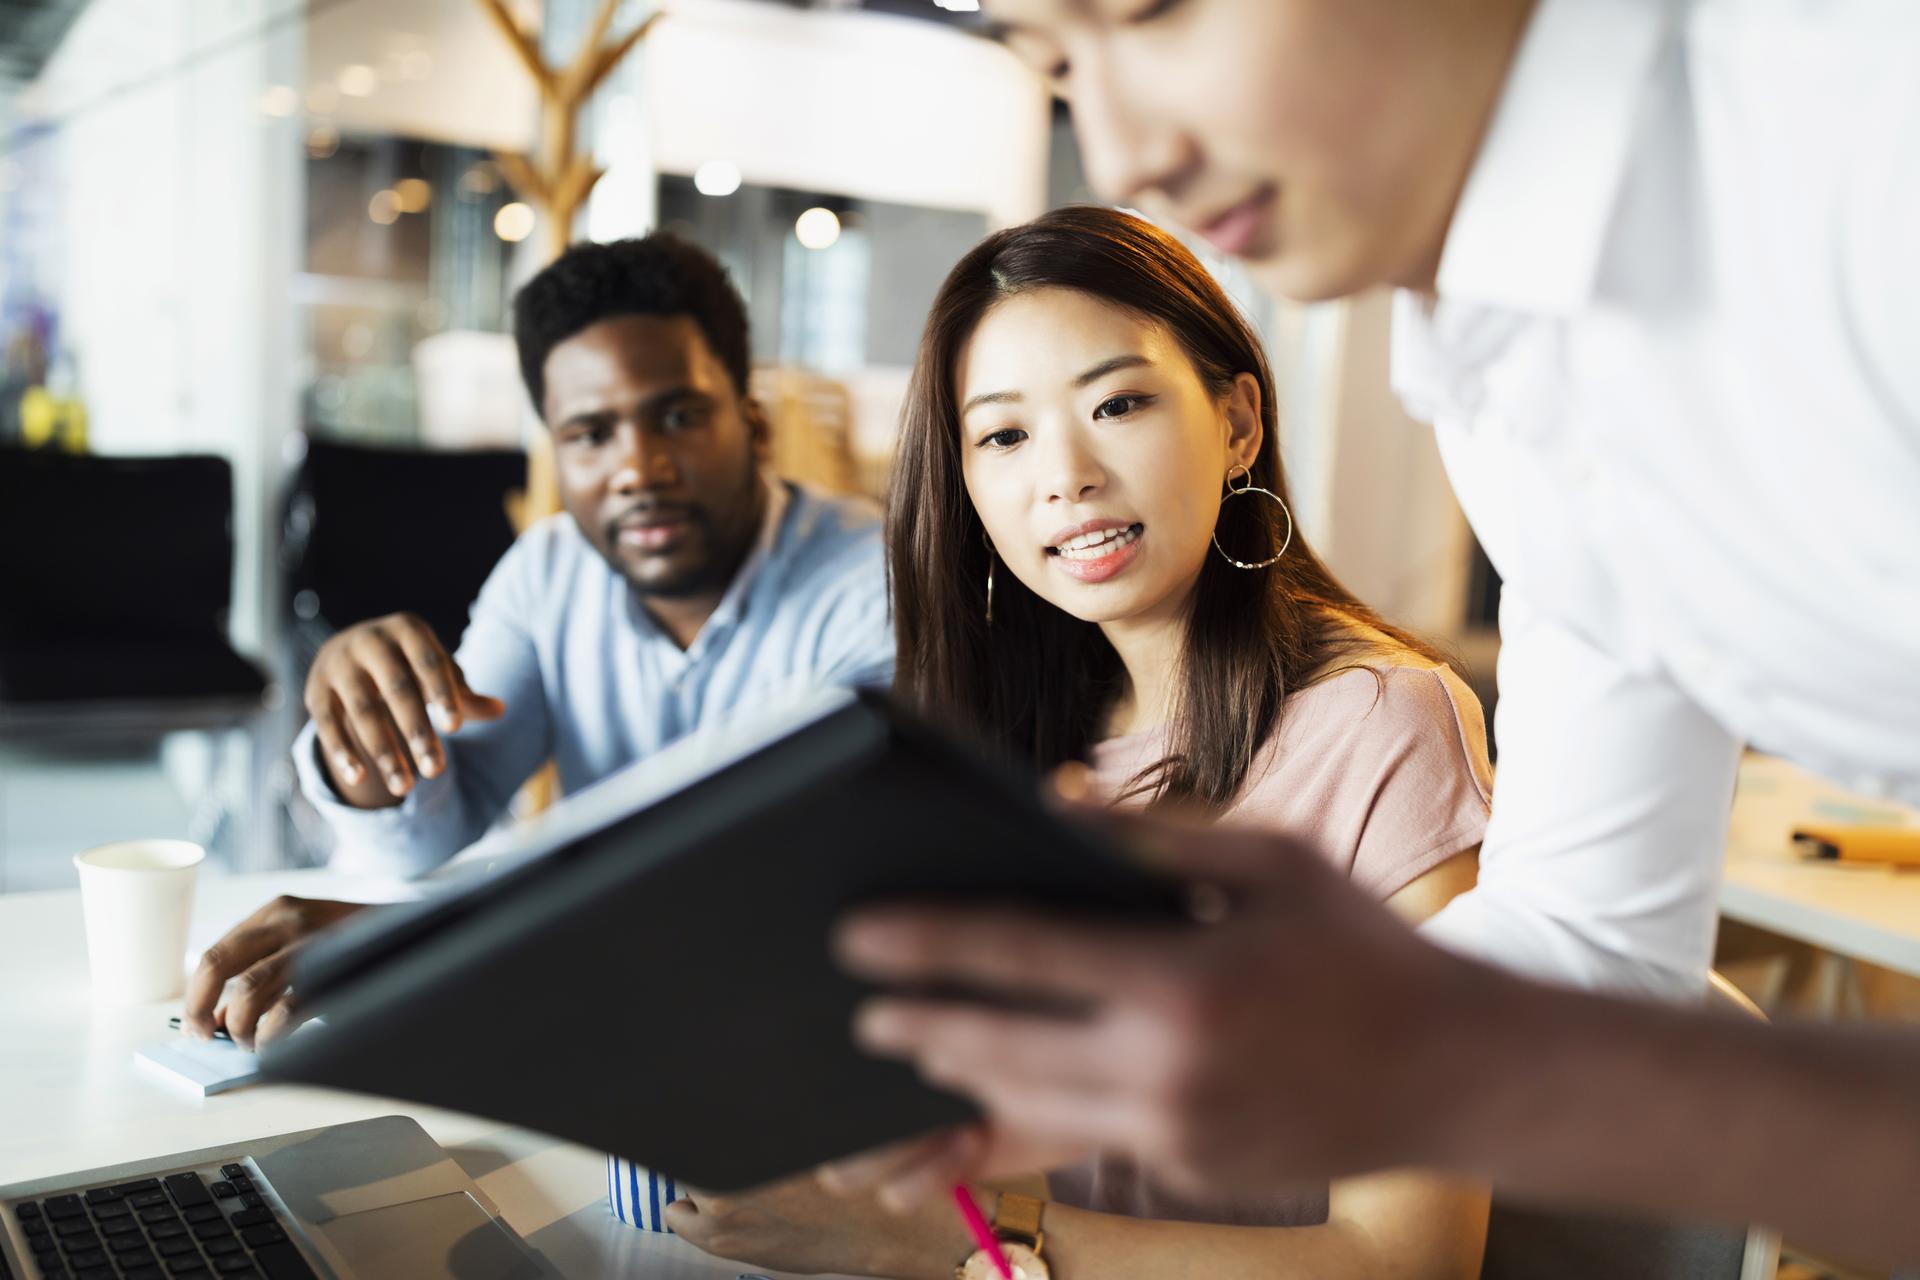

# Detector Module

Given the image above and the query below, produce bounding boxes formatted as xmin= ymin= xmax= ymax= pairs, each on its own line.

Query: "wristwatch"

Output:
xmin=956 ymin=1192 xmax=1051 ymax=1280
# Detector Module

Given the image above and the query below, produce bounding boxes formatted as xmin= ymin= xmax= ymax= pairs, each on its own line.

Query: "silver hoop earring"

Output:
xmin=983 ymin=532 xmax=996 ymax=624
xmin=1212 ymin=464 xmax=1294 ymax=570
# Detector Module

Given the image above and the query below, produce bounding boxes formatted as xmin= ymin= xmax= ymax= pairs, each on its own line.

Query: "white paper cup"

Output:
xmin=72 ymin=839 xmax=205 ymax=1005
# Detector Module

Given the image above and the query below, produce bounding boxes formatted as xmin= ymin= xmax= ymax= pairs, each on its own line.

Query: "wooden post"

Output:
xmin=476 ymin=0 xmax=660 ymax=521
xmin=475 ymin=0 xmax=658 ymax=813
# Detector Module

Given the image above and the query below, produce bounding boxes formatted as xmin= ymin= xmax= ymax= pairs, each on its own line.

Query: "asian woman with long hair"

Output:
xmin=668 ymin=205 xmax=1493 ymax=1280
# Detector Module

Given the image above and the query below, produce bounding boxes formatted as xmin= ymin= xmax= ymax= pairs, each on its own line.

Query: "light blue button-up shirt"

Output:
xmin=293 ymin=476 xmax=892 ymax=877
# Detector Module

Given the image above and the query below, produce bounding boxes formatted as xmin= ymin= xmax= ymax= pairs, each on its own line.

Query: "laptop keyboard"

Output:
xmin=8 ymin=1164 xmax=317 ymax=1280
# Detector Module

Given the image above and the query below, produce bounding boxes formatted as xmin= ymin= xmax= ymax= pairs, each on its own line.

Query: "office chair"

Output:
xmin=0 ymin=448 xmax=274 ymax=866
xmin=279 ymin=433 xmax=526 ymax=668
xmin=276 ymin=434 xmax=526 ymax=853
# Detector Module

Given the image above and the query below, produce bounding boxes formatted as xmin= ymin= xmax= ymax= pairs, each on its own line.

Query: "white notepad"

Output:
xmin=133 ymin=1036 xmax=261 ymax=1097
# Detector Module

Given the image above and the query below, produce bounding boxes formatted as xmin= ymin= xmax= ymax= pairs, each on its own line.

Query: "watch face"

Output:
xmin=960 ymin=1242 xmax=1049 ymax=1280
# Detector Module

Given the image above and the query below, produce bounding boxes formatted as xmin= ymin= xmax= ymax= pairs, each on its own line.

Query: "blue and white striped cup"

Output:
xmin=608 ymin=1155 xmax=683 ymax=1232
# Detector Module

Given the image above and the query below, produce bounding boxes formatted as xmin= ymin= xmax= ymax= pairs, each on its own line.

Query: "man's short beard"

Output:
xmin=623 ymin=560 xmax=734 ymax=600
xmin=607 ymin=460 xmax=764 ymax=602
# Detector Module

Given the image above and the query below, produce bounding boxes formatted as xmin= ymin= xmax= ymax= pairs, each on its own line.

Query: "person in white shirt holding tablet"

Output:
xmin=829 ymin=0 xmax=1920 ymax=1262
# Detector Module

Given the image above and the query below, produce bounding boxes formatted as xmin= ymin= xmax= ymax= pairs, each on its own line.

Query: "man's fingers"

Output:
xmin=454 ymin=674 xmax=507 ymax=722
xmin=219 ymin=950 xmax=297 ymax=1049
xmin=391 ymin=615 xmax=505 ymax=729
xmin=358 ymin=631 xmax=443 ymax=779
xmin=834 ymin=904 xmax=1162 ymax=1001
xmin=310 ymin=709 xmax=368 ymax=791
xmin=388 ymin=624 xmax=465 ymax=750
xmin=856 ymin=998 xmax=1124 ymax=1097
xmin=958 ymin=1084 xmax=1150 ymax=1166
xmin=183 ymin=919 xmax=293 ymax=1038
xmin=337 ymin=670 xmax=413 ymax=796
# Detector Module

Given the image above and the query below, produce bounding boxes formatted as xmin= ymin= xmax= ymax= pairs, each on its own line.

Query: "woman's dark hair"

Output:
xmin=888 ymin=205 xmax=1450 ymax=811
xmin=511 ymin=233 xmax=751 ymax=414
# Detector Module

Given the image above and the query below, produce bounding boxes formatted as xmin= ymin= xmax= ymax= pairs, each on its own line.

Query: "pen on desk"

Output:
xmin=167 ymin=1016 xmax=234 ymax=1042
xmin=953 ymin=1184 xmax=1014 ymax=1280
xmin=1792 ymin=825 xmax=1920 ymax=868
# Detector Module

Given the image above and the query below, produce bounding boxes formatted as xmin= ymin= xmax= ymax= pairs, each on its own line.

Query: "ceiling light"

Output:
xmin=337 ymin=64 xmax=378 ymax=97
xmin=693 ymin=160 xmax=742 ymax=197
xmin=394 ymin=178 xmax=431 ymax=213
xmin=495 ymin=202 xmax=536 ymax=242
xmin=795 ymin=207 xmax=842 ymax=250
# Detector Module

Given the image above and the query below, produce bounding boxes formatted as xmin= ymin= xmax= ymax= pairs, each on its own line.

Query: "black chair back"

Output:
xmin=282 ymin=436 xmax=525 ymax=655
xmin=1 ymin=449 xmax=235 ymax=645
xmin=0 ymin=448 xmax=265 ymax=710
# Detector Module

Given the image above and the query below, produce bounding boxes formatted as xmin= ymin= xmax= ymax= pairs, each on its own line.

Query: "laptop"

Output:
xmin=0 ymin=1115 xmax=554 ymax=1280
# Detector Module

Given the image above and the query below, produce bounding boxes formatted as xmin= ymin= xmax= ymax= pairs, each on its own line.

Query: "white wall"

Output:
xmin=22 ymin=0 xmax=304 ymax=656
xmin=632 ymin=0 xmax=1049 ymax=231
xmin=304 ymin=0 xmax=537 ymax=152
xmin=0 ymin=83 xmax=16 ymax=271
xmin=1312 ymin=291 xmax=1472 ymax=638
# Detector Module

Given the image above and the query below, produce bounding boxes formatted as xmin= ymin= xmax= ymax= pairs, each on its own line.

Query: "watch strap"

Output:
xmin=994 ymin=1192 xmax=1046 ymax=1252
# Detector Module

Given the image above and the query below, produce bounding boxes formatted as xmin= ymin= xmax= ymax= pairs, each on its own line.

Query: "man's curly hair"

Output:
xmin=511 ymin=233 xmax=751 ymax=415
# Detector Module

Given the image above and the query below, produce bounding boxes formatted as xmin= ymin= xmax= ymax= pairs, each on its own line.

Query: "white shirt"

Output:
xmin=1396 ymin=0 xmax=1920 ymax=995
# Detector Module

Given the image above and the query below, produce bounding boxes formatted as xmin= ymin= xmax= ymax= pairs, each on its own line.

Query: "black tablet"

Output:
xmin=260 ymin=687 xmax=1183 ymax=1190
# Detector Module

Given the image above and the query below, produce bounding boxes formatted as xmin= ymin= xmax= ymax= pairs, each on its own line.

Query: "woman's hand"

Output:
xmin=665 ymin=1170 xmax=973 ymax=1279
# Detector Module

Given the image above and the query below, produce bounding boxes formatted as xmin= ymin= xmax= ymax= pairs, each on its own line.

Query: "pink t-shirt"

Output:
xmin=1050 ymin=661 xmax=1494 ymax=1229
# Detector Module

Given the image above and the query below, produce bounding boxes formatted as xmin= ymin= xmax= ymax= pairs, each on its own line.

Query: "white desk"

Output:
xmin=0 ymin=869 xmax=832 ymax=1279
xmin=1721 ymin=755 xmax=1920 ymax=980
xmin=15 ymin=761 xmax=1905 ymax=1276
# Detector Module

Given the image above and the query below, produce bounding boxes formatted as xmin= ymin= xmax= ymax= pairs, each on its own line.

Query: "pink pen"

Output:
xmin=952 ymin=1184 xmax=1015 ymax=1280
